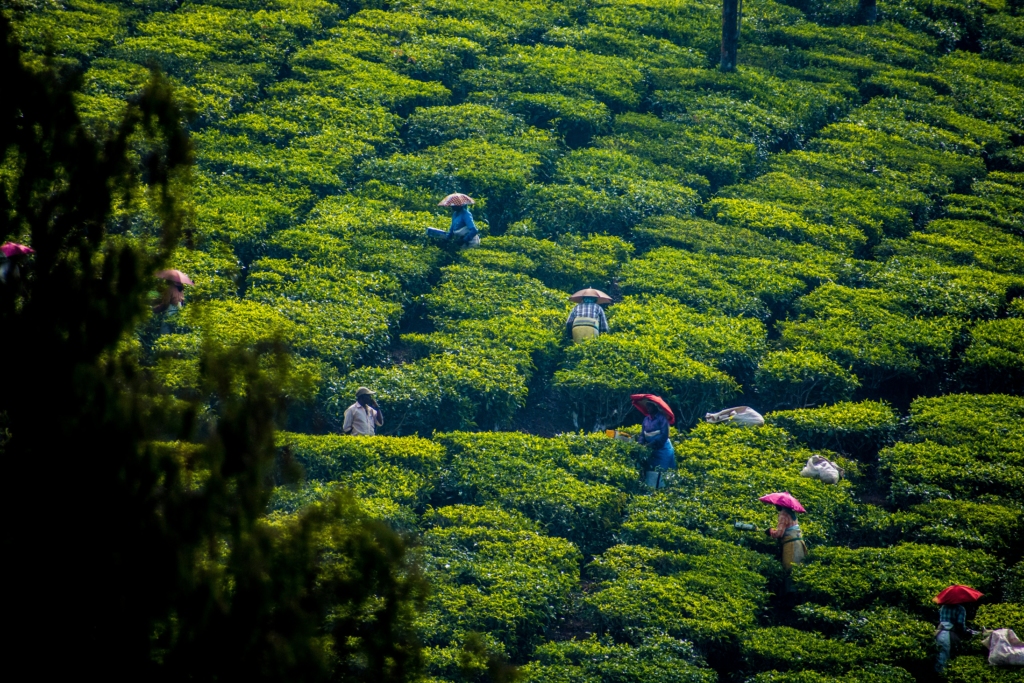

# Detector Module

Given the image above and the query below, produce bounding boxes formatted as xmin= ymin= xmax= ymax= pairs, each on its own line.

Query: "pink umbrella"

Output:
xmin=759 ymin=492 xmax=806 ymax=513
xmin=156 ymin=269 xmax=194 ymax=286
xmin=438 ymin=193 xmax=475 ymax=207
xmin=934 ymin=585 xmax=984 ymax=605
xmin=1 ymin=242 xmax=34 ymax=257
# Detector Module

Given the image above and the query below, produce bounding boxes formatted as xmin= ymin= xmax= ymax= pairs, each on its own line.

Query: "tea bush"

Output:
xmin=755 ymin=351 xmax=861 ymax=410
xmin=520 ymin=634 xmax=717 ymax=683
xmin=419 ymin=505 xmax=582 ymax=660
xmin=960 ymin=318 xmax=1024 ymax=393
xmin=767 ymin=401 xmax=899 ymax=458
xmin=434 ymin=432 xmax=637 ymax=553
xmin=586 ymin=543 xmax=770 ymax=654
xmin=792 ymin=543 xmax=1002 ymax=610
xmin=974 ymin=603 xmax=1024 ymax=635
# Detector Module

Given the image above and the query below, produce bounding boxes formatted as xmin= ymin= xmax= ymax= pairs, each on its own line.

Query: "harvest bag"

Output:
xmin=705 ymin=406 xmax=764 ymax=427
xmin=572 ymin=316 xmax=600 ymax=343
xmin=644 ymin=470 xmax=666 ymax=488
xmin=800 ymin=455 xmax=842 ymax=485
xmin=983 ymin=629 xmax=1024 ymax=666
xmin=425 ymin=227 xmax=449 ymax=239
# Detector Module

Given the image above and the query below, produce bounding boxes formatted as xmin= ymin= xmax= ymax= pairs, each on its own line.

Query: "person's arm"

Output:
xmin=644 ymin=415 xmax=669 ymax=449
xmin=372 ymin=401 xmax=384 ymax=426
xmin=769 ymin=514 xmax=788 ymax=539
xmin=598 ymin=307 xmax=609 ymax=333
xmin=566 ymin=306 xmax=577 ymax=329
xmin=342 ymin=406 xmax=355 ymax=434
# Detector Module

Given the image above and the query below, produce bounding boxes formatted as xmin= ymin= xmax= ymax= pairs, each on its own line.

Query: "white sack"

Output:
xmin=800 ymin=455 xmax=841 ymax=484
xmin=705 ymin=406 xmax=765 ymax=427
xmin=984 ymin=629 xmax=1024 ymax=666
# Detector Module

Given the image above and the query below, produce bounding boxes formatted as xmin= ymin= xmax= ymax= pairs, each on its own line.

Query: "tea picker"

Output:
xmin=153 ymin=269 xmax=193 ymax=333
xmin=0 ymin=241 xmax=34 ymax=286
xmin=343 ymin=386 xmax=384 ymax=436
xmin=758 ymin=492 xmax=808 ymax=571
xmin=429 ymin=193 xmax=480 ymax=247
xmin=566 ymin=288 xmax=611 ymax=343
xmin=933 ymin=585 xmax=983 ymax=673
xmin=631 ymin=393 xmax=676 ymax=488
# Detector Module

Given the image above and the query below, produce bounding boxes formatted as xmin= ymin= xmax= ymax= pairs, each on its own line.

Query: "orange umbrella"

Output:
xmin=438 ymin=193 xmax=475 ymax=207
xmin=934 ymin=585 xmax=984 ymax=605
xmin=569 ymin=288 xmax=612 ymax=304
xmin=156 ymin=269 xmax=194 ymax=286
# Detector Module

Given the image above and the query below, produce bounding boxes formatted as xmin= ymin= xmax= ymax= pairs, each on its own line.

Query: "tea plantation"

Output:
xmin=7 ymin=0 xmax=1023 ymax=680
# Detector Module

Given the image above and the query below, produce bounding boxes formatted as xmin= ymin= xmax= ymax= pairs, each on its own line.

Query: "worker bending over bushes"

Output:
xmin=632 ymin=394 xmax=675 ymax=488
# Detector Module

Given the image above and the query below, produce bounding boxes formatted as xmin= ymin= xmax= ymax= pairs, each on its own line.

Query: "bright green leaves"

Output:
xmin=767 ymin=400 xmax=898 ymax=458
xmin=792 ymin=543 xmax=1002 ymax=610
xmin=756 ymin=352 xmax=861 ymax=411
xmin=419 ymin=505 xmax=582 ymax=660
xmin=521 ymin=634 xmax=717 ymax=683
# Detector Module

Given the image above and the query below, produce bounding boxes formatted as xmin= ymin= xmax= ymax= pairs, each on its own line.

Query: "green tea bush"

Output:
xmin=520 ymin=634 xmax=716 ymax=683
xmin=792 ymin=543 xmax=1002 ymax=610
xmin=794 ymin=604 xmax=934 ymax=672
xmin=434 ymin=432 xmax=636 ymax=553
xmin=585 ymin=543 xmax=769 ymax=654
xmin=780 ymin=284 xmax=959 ymax=388
xmin=946 ymin=655 xmax=1023 ymax=683
xmin=745 ymin=667 xmax=915 ymax=683
xmin=621 ymin=247 xmax=808 ymax=320
xmin=419 ymin=505 xmax=582 ymax=660
xmin=882 ymin=441 xmax=1024 ymax=504
xmin=610 ymin=295 xmax=768 ymax=382
xmin=742 ymin=626 xmax=866 ymax=674
xmin=905 ymin=499 xmax=1024 ymax=557
xmin=404 ymin=103 xmax=524 ymax=149
xmin=974 ymin=603 xmax=1024 ymax=635
xmin=719 ymin=171 xmax=914 ymax=243
xmin=708 ymin=198 xmax=867 ymax=256
xmin=878 ymin=219 xmax=1024 ymax=276
xmin=459 ymin=234 xmax=633 ymax=293
xmin=755 ymin=351 xmax=861 ymax=410
xmin=767 ymin=401 xmax=898 ymax=458
xmin=908 ymin=394 xmax=1024 ymax=460
xmin=960 ymin=318 xmax=1024 ymax=393
xmin=425 ymin=265 xmax=567 ymax=322
xmin=277 ymin=432 xmax=444 ymax=483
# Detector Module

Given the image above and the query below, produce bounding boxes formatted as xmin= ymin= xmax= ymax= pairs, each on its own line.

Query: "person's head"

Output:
xmin=162 ymin=282 xmax=185 ymax=306
xmin=356 ymin=386 xmax=376 ymax=405
xmin=776 ymin=505 xmax=797 ymax=523
xmin=582 ymin=296 xmax=598 ymax=304
xmin=645 ymin=401 xmax=661 ymax=416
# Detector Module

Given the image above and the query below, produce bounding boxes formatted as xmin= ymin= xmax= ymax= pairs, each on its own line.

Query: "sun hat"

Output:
xmin=355 ymin=386 xmax=376 ymax=397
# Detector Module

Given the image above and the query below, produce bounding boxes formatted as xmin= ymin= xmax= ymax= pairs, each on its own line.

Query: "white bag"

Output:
xmin=705 ymin=406 xmax=764 ymax=427
xmin=800 ymin=455 xmax=842 ymax=485
xmin=983 ymin=629 xmax=1024 ymax=666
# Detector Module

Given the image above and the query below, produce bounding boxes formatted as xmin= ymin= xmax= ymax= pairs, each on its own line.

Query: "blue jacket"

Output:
xmin=449 ymin=207 xmax=479 ymax=242
xmin=639 ymin=413 xmax=675 ymax=469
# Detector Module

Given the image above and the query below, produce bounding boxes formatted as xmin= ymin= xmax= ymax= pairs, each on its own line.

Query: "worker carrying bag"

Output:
xmin=572 ymin=315 xmax=600 ymax=343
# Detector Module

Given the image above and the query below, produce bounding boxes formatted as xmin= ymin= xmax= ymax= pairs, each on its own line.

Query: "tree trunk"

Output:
xmin=856 ymin=0 xmax=877 ymax=24
xmin=721 ymin=0 xmax=739 ymax=72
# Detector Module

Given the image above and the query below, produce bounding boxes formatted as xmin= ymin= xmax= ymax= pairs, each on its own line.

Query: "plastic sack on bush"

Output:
xmin=982 ymin=629 xmax=1024 ymax=666
xmin=705 ymin=406 xmax=764 ymax=427
xmin=800 ymin=455 xmax=842 ymax=485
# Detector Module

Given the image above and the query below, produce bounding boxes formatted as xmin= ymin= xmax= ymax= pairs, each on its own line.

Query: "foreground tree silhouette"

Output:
xmin=0 ymin=17 xmax=423 ymax=682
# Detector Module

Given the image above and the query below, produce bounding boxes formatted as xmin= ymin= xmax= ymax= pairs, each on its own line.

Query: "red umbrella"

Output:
xmin=438 ymin=193 xmax=475 ymax=207
xmin=759 ymin=492 xmax=807 ymax=513
xmin=934 ymin=585 xmax=984 ymax=605
xmin=1 ymin=242 xmax=34 ymax=257
xmin=630 ymin=393 xmax=675 ymax=425
xmin=569 ymin=288 xmax=613 ymax=304
xmin=156 ymin=269 xmax=194 ymax=286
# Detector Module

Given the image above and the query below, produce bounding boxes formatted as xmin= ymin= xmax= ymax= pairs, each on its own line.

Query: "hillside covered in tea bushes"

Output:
xmin=7 ymin=0 xmax=1023 ymax=680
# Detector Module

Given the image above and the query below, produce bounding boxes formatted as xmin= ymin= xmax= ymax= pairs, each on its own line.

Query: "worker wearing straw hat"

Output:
xmin=566 ymin=288 xmax=611 ymax=343
xmin=343 ymin=386 xmax=384 ymax=436
xmin=438 ymin=193 xmax=480 ymax=247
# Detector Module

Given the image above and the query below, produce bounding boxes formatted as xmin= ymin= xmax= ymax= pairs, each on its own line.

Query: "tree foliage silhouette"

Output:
xmin=0 ymin=16 xmax=424 ymax=682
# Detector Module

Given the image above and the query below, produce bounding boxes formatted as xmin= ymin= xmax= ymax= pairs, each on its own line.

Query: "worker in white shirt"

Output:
xmin=342 ymin=386 xmax=384 ymax=436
